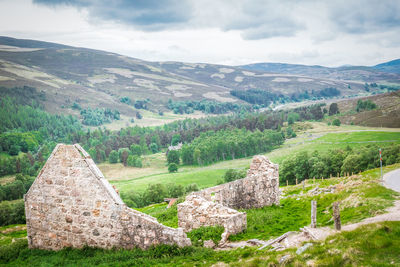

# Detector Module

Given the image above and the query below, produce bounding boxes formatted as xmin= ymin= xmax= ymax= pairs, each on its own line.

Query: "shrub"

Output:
xmin=168 ymin=163 xmax=178 ymax=173
xmin=332 ymin=119 xmax=341 ymax=126
xmin=185 ymin=183 xmax=199 ymax=193
xmin=224 ymin=169 xmax=246 ymax=183
xmin=166 ymin=183 xmax=184 ymax=197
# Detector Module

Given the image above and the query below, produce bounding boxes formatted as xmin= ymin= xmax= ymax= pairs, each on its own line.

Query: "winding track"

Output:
xmin=383 ymin=168 xmax=400 ymax=193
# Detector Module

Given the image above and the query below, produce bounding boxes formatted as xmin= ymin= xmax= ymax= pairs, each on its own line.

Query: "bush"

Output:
xmin=185 ymin=183 xmax=199 ymax=193
xmin=166 ymin=183 xmax=184 ymax=197
xmin=168 ymin=163 xmax=178 ymax=173
xmin=224 ymin=169 xmax=246 ymax=183
xmin=108 ymin=150 xmax=119 ymax=163
xmin=332 ymin=119 xmax=341 ymax=126
xmin=142 ymin=184 xmax=166 ymax=204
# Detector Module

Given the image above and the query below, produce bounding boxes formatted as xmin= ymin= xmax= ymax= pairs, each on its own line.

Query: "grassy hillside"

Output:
xmin=334 ymin=91 xmax=400 ymax=127
xmin=1 ymin=37 xmax=398 ymax=129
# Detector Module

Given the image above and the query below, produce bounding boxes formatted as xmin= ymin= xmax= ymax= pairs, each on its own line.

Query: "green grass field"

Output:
xmin=108 ymin=129 xmax=400 ymax=195
xmin=316 ymin=131 xmax=400 ymax=143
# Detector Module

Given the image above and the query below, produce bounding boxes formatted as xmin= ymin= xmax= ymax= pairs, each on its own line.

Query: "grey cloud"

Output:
xmin=33 ymin=0 xmax=400 ymax=41
xmin=328 ymin=0 xmax=400 ymax=34
xmin=34 ymin=0 xmax=193 ymax=30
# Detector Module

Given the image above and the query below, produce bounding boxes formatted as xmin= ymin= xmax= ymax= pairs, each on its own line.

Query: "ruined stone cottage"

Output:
xmin=178 ymin=155 xmax=279 ymax=242
xmin=24 ymin=144 xmax=191 ymax=250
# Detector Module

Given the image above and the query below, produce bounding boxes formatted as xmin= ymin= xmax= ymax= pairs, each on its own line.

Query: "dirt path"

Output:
xmin=342 ymin=168 xmax=400 ymax=231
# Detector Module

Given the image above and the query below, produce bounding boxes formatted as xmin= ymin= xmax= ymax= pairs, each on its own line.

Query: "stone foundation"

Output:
xmin=24 ymin=144 xmax=191 ymax=250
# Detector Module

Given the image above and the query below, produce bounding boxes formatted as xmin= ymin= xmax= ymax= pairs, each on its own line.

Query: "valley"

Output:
xmin=0 ymin=36 xmax=399 ymax=266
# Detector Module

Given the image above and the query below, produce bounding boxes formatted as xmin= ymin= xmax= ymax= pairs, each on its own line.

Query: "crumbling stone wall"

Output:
xmin=177 ymin=194 xmax=246 ymax=236
xmin=194 ymin=155 xmax=279 ymax=209
xmin=177 ymin=155 xmax=279 ymax=241
xmin=24 ymin=144 xmax=191 ymax=250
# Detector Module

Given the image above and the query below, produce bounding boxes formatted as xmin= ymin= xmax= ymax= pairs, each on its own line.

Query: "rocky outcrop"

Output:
xmin=24 ymin=144 xmax=191 ymax=250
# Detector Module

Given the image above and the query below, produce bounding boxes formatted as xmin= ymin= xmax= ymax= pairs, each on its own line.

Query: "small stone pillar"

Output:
xmin=333 ymin=202 xmax=341 ymax=230
xmin=311 ymin=200 xmax=317 ymax=228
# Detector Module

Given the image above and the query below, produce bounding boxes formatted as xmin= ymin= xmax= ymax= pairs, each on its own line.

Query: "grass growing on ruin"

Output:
xmin=136 ymin=203 xmax=178 ymax=228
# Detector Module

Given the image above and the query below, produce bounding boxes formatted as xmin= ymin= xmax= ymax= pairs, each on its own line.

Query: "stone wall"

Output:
xmin=177 ymin=194 xmax=246 ymax=237
xmin=193 ymin=155 xmax=279 ymax=209
xmin=24 ymin=144 xmax=191 ymax=250
xmin=177 ymin=155 xmax=279 ymax=242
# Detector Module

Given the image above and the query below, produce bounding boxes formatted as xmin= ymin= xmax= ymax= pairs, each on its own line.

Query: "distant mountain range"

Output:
xmin=0 ymin=36 xmax=399 ymax=122
xmin=240 ymin=59 xmax=400 ymax=78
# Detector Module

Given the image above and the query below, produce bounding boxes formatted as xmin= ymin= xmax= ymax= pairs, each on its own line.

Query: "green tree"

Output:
xmin=171 ymin=134 xmax=181 ymax=146
xmin=150 ymin=143 xmax=158 ymax=154
xmin=130 ymin=144 xmax=142 ymax=156
xmin=108 ymin=150 xmax=119 ymax=163
xmin=328 ymin=103 xmax=339 ymax=116
xmin=167 ymin=150 xmax=180 ymax=165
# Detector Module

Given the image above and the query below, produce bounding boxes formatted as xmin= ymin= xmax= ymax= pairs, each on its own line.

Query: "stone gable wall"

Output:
xmin=24 ymin=144 xmax=190 ymax=250
xmin=193 ymin=155 xmax=279 ymax=209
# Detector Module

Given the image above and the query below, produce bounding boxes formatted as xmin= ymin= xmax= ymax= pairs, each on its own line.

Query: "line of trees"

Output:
xmin=230 ymin=88 xmax=340 ymax=106
xmin=180 ymin=128 xmax=284 ymax=165
xmin=280 ymin=144 xmax=400 ymax=184
xmin=166 ymin=99 xmax=253 ymax=114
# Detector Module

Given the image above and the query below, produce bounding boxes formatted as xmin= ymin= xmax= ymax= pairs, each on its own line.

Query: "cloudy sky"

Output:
xmin=0 ymin=0 xmax=399 ymax=67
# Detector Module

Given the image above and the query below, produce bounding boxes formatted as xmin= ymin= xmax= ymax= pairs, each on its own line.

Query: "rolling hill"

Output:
xmin=0 ymin=36 xmax=399 ymax=128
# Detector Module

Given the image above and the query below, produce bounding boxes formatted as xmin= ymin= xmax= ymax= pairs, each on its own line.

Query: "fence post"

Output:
xmin=313 ymin=176 xmax=315 ymax=184
xmin=296 ymin=178 xmax=298 ymax=185
xmin=286 ymin=180 xmax=288 ymax=186
xmin=302 ymin=180 xmax=305 ymax=191
xmin=311 ymin=200 xmax=317 ymax=228
xmin=333 ymin=202 xmax=341 ymax=230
